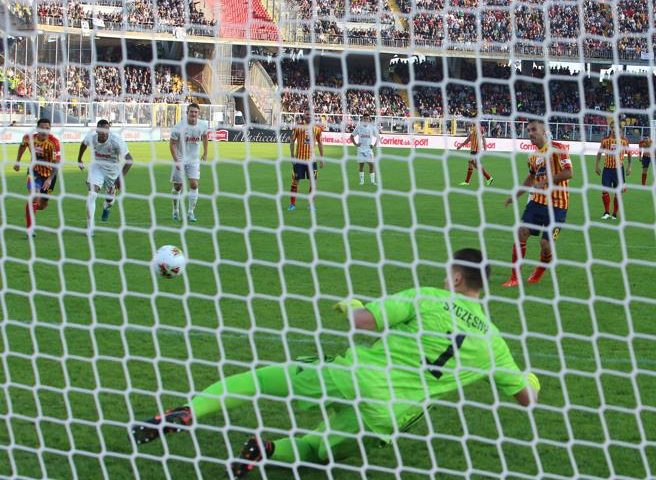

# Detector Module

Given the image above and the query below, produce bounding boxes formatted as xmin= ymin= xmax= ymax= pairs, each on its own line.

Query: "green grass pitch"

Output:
xmin=1 ymin=140 xmax=655 ymax=479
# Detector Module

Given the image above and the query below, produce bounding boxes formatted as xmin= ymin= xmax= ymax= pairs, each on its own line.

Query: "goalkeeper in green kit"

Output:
xmin=131 ymin=248 xmax=540 ymax=477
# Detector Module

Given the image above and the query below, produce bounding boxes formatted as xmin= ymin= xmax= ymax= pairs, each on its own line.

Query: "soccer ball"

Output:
xmin=153 ymin=245 xmax=186 ymax=278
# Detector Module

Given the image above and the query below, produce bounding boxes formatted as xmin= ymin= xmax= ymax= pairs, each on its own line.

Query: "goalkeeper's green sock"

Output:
xmin=189 ymin=366 xmax=291 ymax=418
xmin=270 ymin=437 xmax=321 ymax=463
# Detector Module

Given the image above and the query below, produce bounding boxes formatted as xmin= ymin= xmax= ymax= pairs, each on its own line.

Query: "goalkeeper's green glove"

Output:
xmin=332 ymin=299 xmax=364 ymax=315
xmin=527 ymin=373 xmax=541 ymax=392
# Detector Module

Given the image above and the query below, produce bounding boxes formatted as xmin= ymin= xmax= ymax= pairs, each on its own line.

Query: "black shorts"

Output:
xmin=521 ymin=201 xmax=567 ymax=241
xmin=641 ymin=156 xmax=651 ymax=168
xmin=602 ymin=167 xmax=625 ymax=189
xmin=27 ymin=173 xmax=57 ymax=195
xmin=293 ymin=162 xmax=318 ymax=180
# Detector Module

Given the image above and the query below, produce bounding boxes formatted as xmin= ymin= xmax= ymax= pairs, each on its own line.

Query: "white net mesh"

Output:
xmin=1 ymin=0 xmax=656 ymax=479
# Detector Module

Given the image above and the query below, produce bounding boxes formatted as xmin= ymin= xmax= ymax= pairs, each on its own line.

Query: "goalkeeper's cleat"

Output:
xmin=601 ymin=212 xmax=611 ymax=220
xmin=502 ymin=277 xmax=519 ymax=288
xmin=458 ymin=181 xmax=471 ymax=186
xmin=527 ymin=268 xmax=546 ymax=284
xmin=485 ymin=177 xmax=495 ymax=186
xmin=187 ymin=211 xmax=197 ymax=223
xmin=101 ymin=207 xmax=111 ymax=222
xmin=231 ymin=437 xmax=274 ymax=478
xmin=131 ymin=406 xmax=193 ymax=445
xmin=287 ymin=204 xmax=296 ymax=212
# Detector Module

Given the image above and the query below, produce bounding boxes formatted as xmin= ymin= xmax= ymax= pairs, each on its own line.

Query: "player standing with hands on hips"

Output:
xmin=288 ymin=112 xmax=324 ymax=211
xmin=350 ymin=112 xmax=379 ymax=185
xmin=170 ymin=103 xmax=209 ymax=223
xmin=77 ymin=120 xmax=133 ymax=236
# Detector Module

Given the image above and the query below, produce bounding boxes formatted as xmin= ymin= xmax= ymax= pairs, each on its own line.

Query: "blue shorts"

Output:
xmin=27 ymin=173 xmax=57 ymax=195
xmin=641 ymin=156 xmax=651 ymax=168
xmin=293 ymin=162 xmax=318 ymax=181
xmin=602 ymin=167 xmax=625 ymax=189
xmin=521 ymin=201 xmax=567 ymax=241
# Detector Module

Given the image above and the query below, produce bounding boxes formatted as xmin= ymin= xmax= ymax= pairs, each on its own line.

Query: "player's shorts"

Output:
xmin=641 ymin=156 xmax=652 ymax=168
xmin=26 ymin=172 xmax=57 ymax=195
xmin=521 ymin=201 xmax=567 ymax=241
xmin=357 ymin=148 xmax=374 ymax=164
xmin=88 ymin=163 xmax=119 ymax=191
xmin=171 ymin=162 xmax=200 ymax=183
xmin=601 ymin=166 xmax=625 ymax=189
xmin=292 ymin=162 xmax=318 ymax=180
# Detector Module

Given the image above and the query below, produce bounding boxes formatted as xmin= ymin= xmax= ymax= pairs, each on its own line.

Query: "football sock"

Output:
xmin=189 ymin=366 xmax=290 ymax=418
xmin=359 ymin=172 xmax=365 ymax=183
xmin=172 ymin=189 xmax=181 ymax=213
xmin=510 ymin=241 xmax=527 ymax=278
xmin=25 ymin=202 xmax=37 ymax=229
xmin=188 ymin=189 xmax=198 ymax=213
xmin=534 ymin=250 xmax=553 ymax=276
xmin=464 ymin=167 xmax=474 ymax=183
xmin=290 ymin=180 xmax=298 ymax=206
xmin=87 ymin=191 xmax=98 ymax=229
xmin=271 ymin=437 xmax=319 ymax=463
xmin=482 ymin=169 xmax=491 ymax=180
xmin=642 ymin=173 xmax=648 ymax=185
xmin=370 ymin=172 xmax=376 ymax=183
xmin=612 ymin=195 xmax=619 ymax=216
xmin=602 ymin=192 xmax=610 ymax=213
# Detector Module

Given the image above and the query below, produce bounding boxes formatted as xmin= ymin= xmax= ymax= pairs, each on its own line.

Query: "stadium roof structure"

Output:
xmin=33 ymin=23 xmax=654 ymax=67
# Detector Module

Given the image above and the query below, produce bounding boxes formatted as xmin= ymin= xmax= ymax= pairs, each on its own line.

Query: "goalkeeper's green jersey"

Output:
xmin=326 ymin=287 xmax=527 ymax=438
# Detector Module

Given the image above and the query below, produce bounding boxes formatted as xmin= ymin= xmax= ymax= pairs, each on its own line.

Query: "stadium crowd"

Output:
xmin=259 ymin=56 xmax=654 ymax=133
xmin=11 ymin=0 xmax=215 ymax=32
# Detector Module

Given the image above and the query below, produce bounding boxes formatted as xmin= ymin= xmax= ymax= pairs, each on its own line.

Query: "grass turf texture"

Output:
xmin=1 ymin=140 xmax=655 ymax=480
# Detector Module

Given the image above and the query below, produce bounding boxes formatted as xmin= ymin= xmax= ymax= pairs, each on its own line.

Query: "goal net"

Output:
xmin=1 ymin=0 xmax=655 ymax=479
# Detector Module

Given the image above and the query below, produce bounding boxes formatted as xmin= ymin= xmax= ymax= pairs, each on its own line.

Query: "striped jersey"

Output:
xmin=599 ymin=135 xmax=630 ymax=168
xmin=468 ymin=125 xmax=485 ymax=154
xmin=292 ymin=125 xmax=322 ymax=161
xmin=21 ymin=133 xmax=61 ymax=177
xmin=527 ymin=141 xmax=572 ymax=210
xmin=639 ymin=138 xmax=652 ymax=158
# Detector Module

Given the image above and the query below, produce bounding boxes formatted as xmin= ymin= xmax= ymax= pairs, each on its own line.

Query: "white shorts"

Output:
xmin=88 ymin=163 xmax=119 ymax=191
xmin=171 ymin=162 xmax=200 ymax=183
xmin=357 ymin=149 xmax=374 ymax=164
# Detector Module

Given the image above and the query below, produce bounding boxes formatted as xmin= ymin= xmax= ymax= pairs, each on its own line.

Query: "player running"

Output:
xmin=639 ymin=133 xmax=652 ymax=186
xmin=288 ymin=112 xmax=324 ymax=211
xmin=14 ymin=118 xmax=62 ymax=237
xmin=77 ymin=120 xmax=134 ymax=235
xmin=350 ymin=112 xmax=379 ymax=185
xmin=502 ymin=119 xmax=573 ymax=287
xmin=457 ymin=122 xmax=494 ymax=186
xmin=170 ymin=103 xmax=209 ymax=223
xmin=131 ymin=248 xmax=540 ymax=478
xmin=595 ymin=125 xmax=631 ymax=220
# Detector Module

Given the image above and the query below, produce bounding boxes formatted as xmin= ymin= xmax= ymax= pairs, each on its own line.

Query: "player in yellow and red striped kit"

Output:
xmin=13 ymin=118 xmax=61 ymax=237
xmin=502 ymin=119 xmax=573 ymax=287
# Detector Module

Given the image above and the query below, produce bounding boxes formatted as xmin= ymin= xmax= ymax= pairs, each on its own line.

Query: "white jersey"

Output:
xmin=352 ymin=123 xmax=378 ymax=151
xmin=83 ymin=131 xmax=129 ymax=174
xmin=171 ymin=119 xmax=208 ymax=164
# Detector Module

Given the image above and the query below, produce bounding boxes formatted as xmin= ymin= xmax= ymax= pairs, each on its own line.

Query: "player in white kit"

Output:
xmin=349 ymin=112 xmax=379 ymax=185
xmin=170 ymin=103 xmax=209 ymax=223
xmin=77 ymin=119 xmax=133 ymax=235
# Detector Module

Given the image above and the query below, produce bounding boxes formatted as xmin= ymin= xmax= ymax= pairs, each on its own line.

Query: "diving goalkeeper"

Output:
xmin=131 ymin=248 xmax=539 ymax=478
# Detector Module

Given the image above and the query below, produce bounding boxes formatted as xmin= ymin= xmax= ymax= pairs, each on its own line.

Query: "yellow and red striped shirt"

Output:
xmin=528 ymin=141 xmax=572 ymax=210
xmin=21 ymin=133 xmax=61 ymax=177
xmin=468 ymin=125 xmax=485 ymax=154
xmin=292 ymin=125 xmax=322 ymax=161
xmin=639 ymin=138 xmax=652 ymax=158
xmin=599 ymin=135 xmax=630 ymax=168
